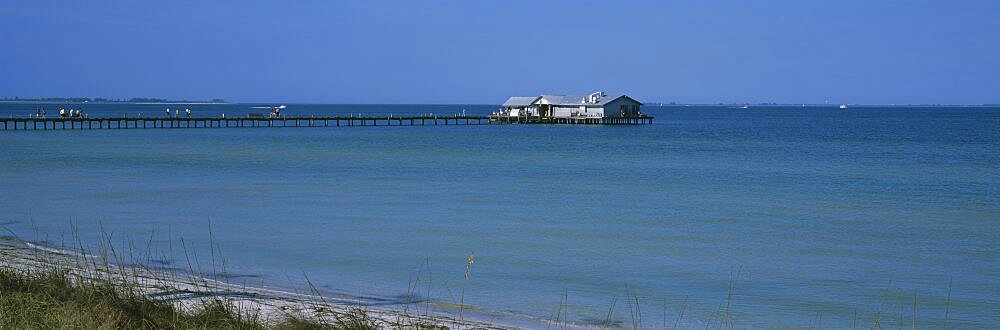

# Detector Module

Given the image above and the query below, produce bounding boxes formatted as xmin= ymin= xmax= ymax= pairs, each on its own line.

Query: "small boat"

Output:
xmin=251 ymin=105 xmax=288 ymax=109
xmin=738 ymin=106 xmax=749 ymax=109
xmin=839 ymin=104 xmax=848 ymax=109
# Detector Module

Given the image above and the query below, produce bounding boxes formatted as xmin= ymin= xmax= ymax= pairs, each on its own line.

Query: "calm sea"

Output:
xmin=1 ymin=103 xmax=998 ymax=328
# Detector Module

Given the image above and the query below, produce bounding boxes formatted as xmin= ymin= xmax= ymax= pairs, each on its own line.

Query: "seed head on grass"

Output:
xmin=460 ymin=251 xmax=475 ymax=324
xmin=464 ymin=252 xmax=475 ymax=280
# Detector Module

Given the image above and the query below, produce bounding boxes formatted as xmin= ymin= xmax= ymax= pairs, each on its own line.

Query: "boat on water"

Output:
xmin=839 ymin=104 xmax=848 ymax=109
xmin=251 ymin=104 xmax=287 ymax=109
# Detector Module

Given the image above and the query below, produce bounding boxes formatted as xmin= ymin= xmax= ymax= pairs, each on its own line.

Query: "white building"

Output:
xmin=499 ymin=92 xmax=643 ymax=118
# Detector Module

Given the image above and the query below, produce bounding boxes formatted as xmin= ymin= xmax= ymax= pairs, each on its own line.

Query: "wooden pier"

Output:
xmin=0 ymin=115 xmax=653 ymax=131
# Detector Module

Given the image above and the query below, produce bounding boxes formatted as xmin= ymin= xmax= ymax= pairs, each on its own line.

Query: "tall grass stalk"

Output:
xmin=672 ymin=295 xmax=687 ymax=330
xmin=602 ymin=295 xmax=617 ymax=329
xmin=459 ymin=251 xmax=475 ymax=324
xmin=871 ymin=275 xmax=894 ymax=329
xmin=552 ymin=288 xmax=569 ymax=330
xmin=943 ymin=276 xmax=953 ymax=330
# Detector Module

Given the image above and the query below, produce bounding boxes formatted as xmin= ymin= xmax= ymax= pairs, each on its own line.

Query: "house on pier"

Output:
xmin=498 ymin=92 xmax=643 ymax=118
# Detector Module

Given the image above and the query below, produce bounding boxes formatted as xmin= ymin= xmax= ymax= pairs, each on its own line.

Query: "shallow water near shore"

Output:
xmin=1 ymin=103 xmax=999 ymax=328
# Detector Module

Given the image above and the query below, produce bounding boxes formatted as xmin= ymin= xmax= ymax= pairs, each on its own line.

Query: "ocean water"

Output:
xmin=1 ymin=103 xmax=998 ymax=328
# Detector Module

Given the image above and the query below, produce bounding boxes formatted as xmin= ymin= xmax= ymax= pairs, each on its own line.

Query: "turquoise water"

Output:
xmin=1 ymin=103 xmax=998 ymax=328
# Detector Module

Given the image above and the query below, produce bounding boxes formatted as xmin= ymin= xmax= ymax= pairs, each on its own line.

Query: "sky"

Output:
xmin=1 ymin=0 xmax=999 ymax=104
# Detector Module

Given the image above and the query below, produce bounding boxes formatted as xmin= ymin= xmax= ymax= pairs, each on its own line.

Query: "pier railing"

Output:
xmin=0 ymin=115 xmax=653 ymax=131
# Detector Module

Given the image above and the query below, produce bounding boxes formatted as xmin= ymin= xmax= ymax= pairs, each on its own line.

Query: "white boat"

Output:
xmin=839 ymin=104 xmax=848 ymax=109
xmin=251 ymin=105 xmax=288 ymax=109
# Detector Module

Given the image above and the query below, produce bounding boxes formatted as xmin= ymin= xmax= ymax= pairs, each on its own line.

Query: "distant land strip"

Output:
xmin=0 ymin=97 xmax=226 ymax=104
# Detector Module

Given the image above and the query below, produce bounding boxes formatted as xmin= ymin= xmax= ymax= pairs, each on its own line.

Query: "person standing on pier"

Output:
xmin=174 ymin=108 xmax=179 ymax=118
xmin=165 ymin=108 xmax=171 ymax=118
xmin=59 ymin=108 xmax=66 ymax=118
xmin=185 ymin=108 xmax=192 ymax=118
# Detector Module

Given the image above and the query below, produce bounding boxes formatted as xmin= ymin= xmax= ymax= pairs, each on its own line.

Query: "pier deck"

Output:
xmin=0 ymin=115 xmax=653 ymax=131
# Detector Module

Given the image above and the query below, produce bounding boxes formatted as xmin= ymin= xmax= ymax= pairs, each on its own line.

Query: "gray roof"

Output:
xmin=502 ymin=96 xmax=541 ymax=107
xmin=539 ymin=95 xmax=586 ymax=105
xmin=540 ymin=94 xmax=641 ymax=106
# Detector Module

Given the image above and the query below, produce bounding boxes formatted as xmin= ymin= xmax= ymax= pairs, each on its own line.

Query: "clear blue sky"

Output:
xmin=2 ymin=0 xmax=998 ymax=104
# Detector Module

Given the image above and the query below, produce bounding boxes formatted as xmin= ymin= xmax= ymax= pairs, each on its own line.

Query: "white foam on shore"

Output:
xmin=23 ymin=241 xmax=103 ymax=261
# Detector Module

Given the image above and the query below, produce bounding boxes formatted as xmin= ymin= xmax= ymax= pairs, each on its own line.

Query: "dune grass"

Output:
xmin=0 ymin=265 xmax=377 ymax=330
xmin=0 ymin=222 xmax=483 ymax=330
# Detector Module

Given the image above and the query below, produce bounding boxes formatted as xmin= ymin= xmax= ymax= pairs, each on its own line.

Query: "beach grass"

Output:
xmin=0 ymin=267 xmax=250 ymax=328
xmin=0 ymin=226 xmax=388 ymax=330
xmin=0 ymin=223 xmax=508 ymax=330
xmin=0 ymin=266 xmax=384 ymax=329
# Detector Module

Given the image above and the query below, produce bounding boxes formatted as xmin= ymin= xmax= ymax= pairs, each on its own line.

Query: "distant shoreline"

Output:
xmin=0 ymin=101 xmax=229 ymax=105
